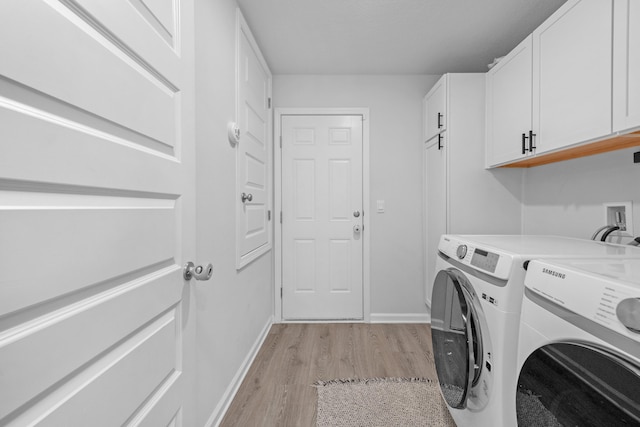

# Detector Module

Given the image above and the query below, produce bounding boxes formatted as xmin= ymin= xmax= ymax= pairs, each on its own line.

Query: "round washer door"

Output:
xmin=517 ymin=342 xmax=640 ymax=426
xmin=431 ymin=268 xmax=485 ymax=409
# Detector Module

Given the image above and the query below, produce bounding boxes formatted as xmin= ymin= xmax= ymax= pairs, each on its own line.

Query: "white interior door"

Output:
xmin=281 ymin=114 xmax=363 ymax=320
xmin=0 ymin=1 xmax=196 ymax=425
xmin=235 ymin=11 xmax=272 ymax=269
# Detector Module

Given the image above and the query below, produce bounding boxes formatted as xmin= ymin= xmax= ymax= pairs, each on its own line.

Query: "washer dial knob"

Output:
xmin=456 ymin=245 xmax=468 ymax=259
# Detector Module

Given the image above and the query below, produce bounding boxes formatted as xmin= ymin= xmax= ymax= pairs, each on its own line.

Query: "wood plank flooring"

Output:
xmin=220 ymin=323 xmax=438 ymax=426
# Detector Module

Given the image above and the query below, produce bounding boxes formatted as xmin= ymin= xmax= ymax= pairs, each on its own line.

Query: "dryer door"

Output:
xmin=431 ymin=268 xmax=484 ymax=409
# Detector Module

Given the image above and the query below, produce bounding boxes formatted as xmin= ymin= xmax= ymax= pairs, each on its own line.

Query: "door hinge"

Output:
xmin=280 ymin=211 xmax=282 ymax=223
xmin=268 ymin=97 xmax=272 ymax=109
xmin=267 ymin=210 xmax=271 ymax=220
xmin=280 ymin=287 xmax=283 ymax=298
xmin=279 ymin=135 xmax=282 ymax=148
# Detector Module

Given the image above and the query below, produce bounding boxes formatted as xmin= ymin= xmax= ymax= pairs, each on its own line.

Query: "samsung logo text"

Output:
xmin=542 ymin=268 xmax=565 ymax=279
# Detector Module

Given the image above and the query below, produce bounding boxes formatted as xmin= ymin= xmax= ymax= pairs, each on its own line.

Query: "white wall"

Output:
xmin=194 ymin=1 xmax=273 ymax=425
xmin=523 ymin=146 xmax=640 ymax=243
xmin=273 ymin=75 xmax=439 ymax=317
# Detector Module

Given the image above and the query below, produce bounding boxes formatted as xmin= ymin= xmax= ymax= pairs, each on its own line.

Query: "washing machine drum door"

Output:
xmin=517 ymin=342 xmax=640 ymax=425
xmin=431 ymin=268 xmax=484 ymax=409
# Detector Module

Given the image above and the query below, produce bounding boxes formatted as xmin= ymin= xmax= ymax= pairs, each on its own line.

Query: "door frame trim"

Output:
xmin=274 ymin=108 xmax=371 ymax=323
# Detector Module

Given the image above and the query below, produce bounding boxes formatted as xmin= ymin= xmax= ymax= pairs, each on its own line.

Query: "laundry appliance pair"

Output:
xmin=430 ymin=235 xmax=640 ymax=427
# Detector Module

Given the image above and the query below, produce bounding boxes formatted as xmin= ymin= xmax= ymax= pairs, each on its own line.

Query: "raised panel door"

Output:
xmin=281 ymin=115 xmax=363 ymax=320
xmin=236 ymin=13 xmax=272 ymax=268
xmin=425 ymin=75 xmax=447 ymax=141
xmin=486 ymin=35 xmax=533 ymax=167
xmin=613 ymin=0 xmax=640 ymax=132
xmin=0 ymin=0 xmax=196 ymax=424
xmin=425 ymin=134 xmax=447 ymax=308
xmin=532 ymin=0 xmax=613 ymax=154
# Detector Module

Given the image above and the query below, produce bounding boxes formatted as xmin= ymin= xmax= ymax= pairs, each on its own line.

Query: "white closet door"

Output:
xmin=236 ymin=12 xmax=272 ymax=269
xmin=0 ymin=0 xmax=196 ymax=425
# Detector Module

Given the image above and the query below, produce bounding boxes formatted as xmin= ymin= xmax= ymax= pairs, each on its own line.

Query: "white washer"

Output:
xmin=430 ymin=235 xmax=640 ymax=427
xmin=517 ymin=258 xmax=640 ymax=425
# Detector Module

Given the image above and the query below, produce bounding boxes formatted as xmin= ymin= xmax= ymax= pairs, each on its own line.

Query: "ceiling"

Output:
xmin=236 ymin=0 xmax=567 ymax=75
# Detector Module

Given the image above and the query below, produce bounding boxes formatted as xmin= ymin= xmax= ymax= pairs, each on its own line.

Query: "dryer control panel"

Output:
xmin=525 ymin=258 xmax=640 ymax=343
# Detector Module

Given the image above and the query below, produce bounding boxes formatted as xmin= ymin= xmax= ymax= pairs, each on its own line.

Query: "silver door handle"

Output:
xmin=183 ymin=262 xmax=213 ymax=281
xmin=241 ymin=192 xmax=253 ymax=203
xmin=353 ymin=225 xmax=361 ymax=233
xmin=353 ymin=210 xmax=361 ymax=218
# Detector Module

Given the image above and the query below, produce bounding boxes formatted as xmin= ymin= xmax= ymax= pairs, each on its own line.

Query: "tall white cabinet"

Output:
xmin=423 ymin=74 xmax=522 ymax=313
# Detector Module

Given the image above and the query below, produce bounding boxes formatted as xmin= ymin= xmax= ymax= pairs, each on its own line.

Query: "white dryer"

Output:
xmin=430 ymin=235 xmax=640 ymax=427
xmin=517 ymin=258 xmax=640 ymax=426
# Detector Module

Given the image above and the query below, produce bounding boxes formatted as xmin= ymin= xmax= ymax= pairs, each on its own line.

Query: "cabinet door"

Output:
xmin=613 ymin=0 xmax=640 ymax=132
xmin=486 ymin=35 xmax=533 ymax=167
xmin=533 ymin=0 xmax=613 ymax=154
xmin=425 ymin=76 xmax=447 ymax=141
xmin=425 ymin=134 xmax=447 ymax=307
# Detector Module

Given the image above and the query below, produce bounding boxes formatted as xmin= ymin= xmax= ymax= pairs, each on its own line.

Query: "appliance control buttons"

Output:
xmin=456 ymin=244 xmax=468 ymax=259
xmin=481 ymin=292 xmax=498 ymax=306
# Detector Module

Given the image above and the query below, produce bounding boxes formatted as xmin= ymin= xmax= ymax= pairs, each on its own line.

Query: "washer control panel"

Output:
xmin=471 ymin=248 xmax=499 ymax=273
xmin=438 ymin=235 xmax=513 ymax=280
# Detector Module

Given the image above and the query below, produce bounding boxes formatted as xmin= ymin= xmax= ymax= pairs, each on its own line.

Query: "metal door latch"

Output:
xmin=183 ymin=262 xmax=213 ymax=281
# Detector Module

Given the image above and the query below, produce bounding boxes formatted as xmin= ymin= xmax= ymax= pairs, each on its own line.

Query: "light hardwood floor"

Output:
xmin=220 ymin=323 xmax=438 ymax=426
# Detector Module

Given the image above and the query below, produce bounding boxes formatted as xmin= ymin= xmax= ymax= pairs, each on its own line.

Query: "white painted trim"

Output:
xmin=369 ymin=313 xmax=430 ymax=324
xmin=205 ymin=316 xmax=273 ymax=427
xmin=235 ymin=8 xmax=273 ymax=269
xmin=274 ymin=108 xmax=371 ymax=323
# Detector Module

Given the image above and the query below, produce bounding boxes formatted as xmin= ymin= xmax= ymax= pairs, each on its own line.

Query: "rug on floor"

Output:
xmin=314 ymin=377 xmax=456 ymax=427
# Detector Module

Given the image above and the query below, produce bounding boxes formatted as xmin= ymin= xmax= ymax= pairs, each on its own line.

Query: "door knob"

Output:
xmin=353 ymin=224 xmax=361 ymax=233
xmin=183 ymin=262 xmax=213 ymax=281
xmin=353 ymin=210 xmax=361 ymax=218
xmin=241 ymin=192 xmax=253 ymax=203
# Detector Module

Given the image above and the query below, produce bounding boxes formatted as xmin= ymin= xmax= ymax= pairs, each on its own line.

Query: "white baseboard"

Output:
xmin=369 ymin=313 xmax=430 ymax=323
xmin=205 ymin=315 xmax=273 ymax=427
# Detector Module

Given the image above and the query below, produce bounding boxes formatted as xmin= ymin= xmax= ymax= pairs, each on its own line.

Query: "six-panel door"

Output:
xmin=281 ymin=115 xmax=364 ymax=320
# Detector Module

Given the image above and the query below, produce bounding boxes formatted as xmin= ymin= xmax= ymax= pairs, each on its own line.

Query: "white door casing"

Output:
xmin=235 ymin=10 xmax=272 ymax=269
xmin=0 ymin=0 xmax=196 ymax=425
xmin=278 ymin=113 xmax=367 ymax=321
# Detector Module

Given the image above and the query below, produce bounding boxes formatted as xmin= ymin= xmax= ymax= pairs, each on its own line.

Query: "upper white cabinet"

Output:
xmin=613 ymin=0 xmax=640 ymax=132
xmin=486 ymin=0 xmax=616 ymax=167
xmin=486 ymin=35 xmax=533 ymax=167
xmin=532 ymin=0 xmax=612 ymax=154
xmin=424 ymin=77 xmax=447 ymax=141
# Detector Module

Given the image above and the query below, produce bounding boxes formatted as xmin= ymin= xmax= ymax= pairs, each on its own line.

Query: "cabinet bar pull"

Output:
xmin=437 ymin=112 xmax=443 ymax=129
xmin=438 ymin=133 xmax=443 ymax=150
xmin=529 ymin=130 xmax=536 ymax=152
xmin=522 ymin=133 xmax=528 ymax=155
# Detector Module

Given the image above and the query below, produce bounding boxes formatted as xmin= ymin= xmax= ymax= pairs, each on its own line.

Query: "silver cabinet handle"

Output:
xmin=183 ymin=262 xmax=213 ymax=281
xmin=241 ymin=192 xmax=253 ymax=203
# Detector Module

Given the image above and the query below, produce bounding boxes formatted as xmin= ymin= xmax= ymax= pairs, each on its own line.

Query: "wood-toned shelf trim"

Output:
xmin=500 ymin=131 xmax=640 ymax=168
